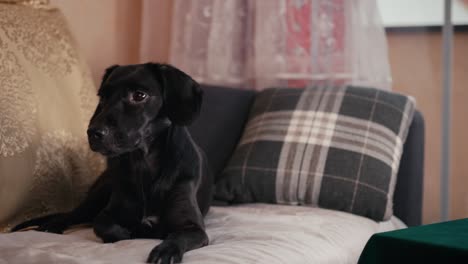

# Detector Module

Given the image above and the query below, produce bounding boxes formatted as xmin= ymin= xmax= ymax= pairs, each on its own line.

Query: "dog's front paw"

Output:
xmin=94 ymin=223 xmax=132 ymax=243
xmin=147 ymin=241 xmax=183 ymax=264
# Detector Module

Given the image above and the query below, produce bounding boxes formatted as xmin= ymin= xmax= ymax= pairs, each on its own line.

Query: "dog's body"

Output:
xmin=12 ymin=63 xmax=213 ymax=264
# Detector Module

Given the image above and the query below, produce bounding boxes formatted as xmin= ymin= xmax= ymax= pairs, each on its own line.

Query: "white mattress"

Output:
xmin=0 ymin=204 xmax=406 ymax=264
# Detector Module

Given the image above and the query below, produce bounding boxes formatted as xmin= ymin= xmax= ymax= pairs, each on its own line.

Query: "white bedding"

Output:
xmin=0 ymin=204 xmax=406 ymax=264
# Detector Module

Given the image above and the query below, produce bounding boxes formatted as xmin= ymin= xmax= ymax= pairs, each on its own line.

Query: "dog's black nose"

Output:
xmin=87 ymin=127 xmax=109 ymax=140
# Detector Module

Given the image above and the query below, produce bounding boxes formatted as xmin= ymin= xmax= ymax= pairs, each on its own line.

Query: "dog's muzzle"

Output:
xmin=87 ymin=126 xmax=109 ymax=141
xmin=87 ymin=126 xmax=111 ymax=153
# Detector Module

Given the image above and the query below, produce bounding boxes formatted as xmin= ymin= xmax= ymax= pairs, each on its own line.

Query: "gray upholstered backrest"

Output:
xmin=189 ymin=85 xmax=256 ymax=176
xmin=393 ymin=110 xmax=424 ymax=226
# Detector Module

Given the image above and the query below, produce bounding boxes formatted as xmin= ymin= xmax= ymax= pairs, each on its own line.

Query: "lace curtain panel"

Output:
xmin=166 ymin=0 xmax=392 ymax=90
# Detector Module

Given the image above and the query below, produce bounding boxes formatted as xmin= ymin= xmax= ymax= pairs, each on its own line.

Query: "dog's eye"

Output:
xmin=131 ymin=91 xmax=148 ymax=103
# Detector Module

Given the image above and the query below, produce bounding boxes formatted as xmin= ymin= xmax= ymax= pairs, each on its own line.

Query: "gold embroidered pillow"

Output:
xmin=0 ymin=3 xmax=104 ymax=231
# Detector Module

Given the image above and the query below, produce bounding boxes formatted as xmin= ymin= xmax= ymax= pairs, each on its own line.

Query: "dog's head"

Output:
xmin=87 ymin=63 xmax=202 ymax=156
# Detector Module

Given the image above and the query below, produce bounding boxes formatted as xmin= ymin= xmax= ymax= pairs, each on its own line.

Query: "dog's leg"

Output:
xmin=93 ymin=210 xmax=132 ymax=243
xmin=147 ymin=182 xmax=208 ymax=264
xmin=11 ymin=170 xmax=112 ymax=233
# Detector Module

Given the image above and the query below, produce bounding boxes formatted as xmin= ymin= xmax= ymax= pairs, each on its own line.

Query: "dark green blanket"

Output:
xmin=359 ymin=218 xmax=468 ymax=263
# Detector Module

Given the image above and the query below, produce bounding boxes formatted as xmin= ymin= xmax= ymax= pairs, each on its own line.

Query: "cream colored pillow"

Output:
xmin=0 ymin=3 xmax=104 ymax=231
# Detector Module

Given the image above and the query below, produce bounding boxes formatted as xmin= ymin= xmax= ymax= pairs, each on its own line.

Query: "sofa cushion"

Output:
xmin=0 ymin=204 xmax=406 ymax=264
xmin=0 ymin=3 xmax=103 ymax=231
xmin=216 ymin=86 xmax=415 ymax=221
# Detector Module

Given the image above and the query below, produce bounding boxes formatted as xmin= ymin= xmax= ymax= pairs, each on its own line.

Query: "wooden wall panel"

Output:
xmin=450 ymin=32 xmax=468 ymax=221
xmin=387 ymin=30 xmax=468 ymax=224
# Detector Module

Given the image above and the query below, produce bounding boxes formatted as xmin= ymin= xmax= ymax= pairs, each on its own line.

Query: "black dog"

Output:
xmin=12 ymin=63 xmax=213 ymax=264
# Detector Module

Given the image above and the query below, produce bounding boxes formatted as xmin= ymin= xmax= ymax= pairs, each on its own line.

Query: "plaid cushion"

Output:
xmin=215 ymin=86 xmax=416 ymax=221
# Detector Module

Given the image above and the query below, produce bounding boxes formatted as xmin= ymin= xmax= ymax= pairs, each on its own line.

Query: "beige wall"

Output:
xmin=50 ymin=0 xmax=173 ymax=86
xmin=51 ymin=0 xmax=142 ymax=85
xmin=140 ymin=0 xmax=173 ymax=64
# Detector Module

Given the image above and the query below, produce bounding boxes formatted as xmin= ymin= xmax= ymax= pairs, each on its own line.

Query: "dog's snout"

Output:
xmin=87 ymin=127 xmax=109 ymax=141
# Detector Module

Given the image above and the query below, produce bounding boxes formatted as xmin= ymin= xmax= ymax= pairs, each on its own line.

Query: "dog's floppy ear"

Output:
xmin=149 ymin=63 xmax=203 ymax=126
xmin=101 ymin=65 xmax=119 ymax=85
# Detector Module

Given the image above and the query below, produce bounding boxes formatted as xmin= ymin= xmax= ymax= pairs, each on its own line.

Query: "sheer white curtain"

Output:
xmin=168 ymin=0 xmax=392 ymax=90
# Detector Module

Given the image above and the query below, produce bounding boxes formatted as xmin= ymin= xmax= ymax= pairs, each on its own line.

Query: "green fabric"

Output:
xmin=359 ymin=219 xmax=468 ymax=263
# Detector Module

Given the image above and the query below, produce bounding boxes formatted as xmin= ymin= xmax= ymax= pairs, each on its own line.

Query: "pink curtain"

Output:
xmin=167 ymin=0 xmax=392 ymax=90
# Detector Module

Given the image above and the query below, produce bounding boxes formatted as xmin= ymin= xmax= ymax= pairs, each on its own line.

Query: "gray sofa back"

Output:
xmin=189 ymin=85 xmax=424 ymax=226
